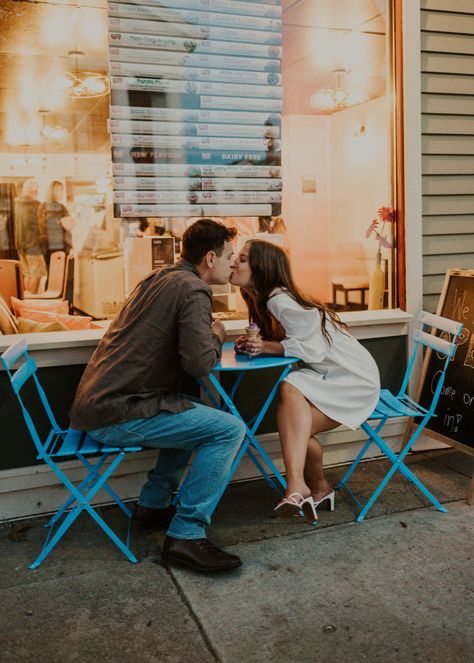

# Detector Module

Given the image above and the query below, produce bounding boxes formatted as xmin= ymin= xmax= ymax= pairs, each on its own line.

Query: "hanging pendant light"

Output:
xmin=311 ymin=69 xmax=367 ymax=112
xmin=39 ymin=110 xmax=69 ymax=144
xmin=51 ymin=51 xmax=110 ymax=100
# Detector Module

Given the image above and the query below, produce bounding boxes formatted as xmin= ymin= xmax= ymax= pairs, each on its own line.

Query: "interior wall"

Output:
xmin=0 ymin=152 xmax=110 ymax=198
xmin=282 ymin=114 xmax=331 ymax=302
xmin=329 ymin=96 xmax=391 ymax=281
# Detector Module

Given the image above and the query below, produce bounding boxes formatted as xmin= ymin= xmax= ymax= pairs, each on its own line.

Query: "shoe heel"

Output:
xmin=326 ymin=491 xmax=335 ymax=512
xmin=301 ymin=497 xmax=318 ymax=525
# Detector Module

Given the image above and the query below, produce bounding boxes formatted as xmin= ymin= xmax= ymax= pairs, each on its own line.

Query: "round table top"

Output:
xmin=213 ymin=342 xmax=297 ymax=372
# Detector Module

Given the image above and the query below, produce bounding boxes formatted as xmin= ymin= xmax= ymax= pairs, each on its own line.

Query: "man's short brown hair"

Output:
xmin=181 ymin=219 xmax=237 ymax=265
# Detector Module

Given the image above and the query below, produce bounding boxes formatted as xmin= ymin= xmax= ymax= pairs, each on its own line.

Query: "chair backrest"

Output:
xmin=401 ymin=311 xmax=463 ymax=414
xmin=45 ymin=251 xmax=66 ymax=296
xmin=0 ymin=259 xmax=24 ymax=309
xmin=1 ymin=339 xmax=62 ymax=458
xmin=0 ymin=294 xmax=18 ymax=334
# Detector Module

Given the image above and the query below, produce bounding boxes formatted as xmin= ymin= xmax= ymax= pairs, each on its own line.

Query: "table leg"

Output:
xmin=203 ymin=364 xmax=294 ymax=513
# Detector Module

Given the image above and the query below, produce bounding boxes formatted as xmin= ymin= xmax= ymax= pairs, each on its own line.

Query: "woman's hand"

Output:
xmin=245 ymin=336 xmax=265 ymax=356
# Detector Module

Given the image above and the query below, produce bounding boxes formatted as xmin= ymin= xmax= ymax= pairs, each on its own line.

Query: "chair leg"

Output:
xmin=249 ymin=438 xmax=286 ymax=493
xmin=337 ymin=438 xmax=374 ymax=489
xmin=83 ymin=502 xmax=138 ymax=564
xmin=45 ymin=454 xmax=111 ymax=528
xmin=30 ymin=505 xmax=83 ymax=569
xmin=77 ymin=453 xmax=133 ymax=517
xmin=32 ymin=453 xmax=138 ymax=569
xmin=355 ymin=431 xmax=448 ymax=522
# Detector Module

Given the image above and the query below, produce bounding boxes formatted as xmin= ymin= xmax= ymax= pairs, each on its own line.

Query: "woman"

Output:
xmin=38 ymin=181 xmax=75 ymax=266
xmin=231 ymin=240 xmax=380 ymax=523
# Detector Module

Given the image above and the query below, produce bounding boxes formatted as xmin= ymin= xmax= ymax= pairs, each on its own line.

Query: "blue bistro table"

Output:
xmin=199 ymin=342 xmax=297 ymax=514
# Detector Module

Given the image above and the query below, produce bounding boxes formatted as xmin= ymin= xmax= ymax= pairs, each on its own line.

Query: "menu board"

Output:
xmin=107 ymin=0 xmax=282 ymax=218
xmin=417 ymin=270 xmax=474 ymax=452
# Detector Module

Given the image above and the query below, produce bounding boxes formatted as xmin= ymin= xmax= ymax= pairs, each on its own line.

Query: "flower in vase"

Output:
xmin=366 ymin=206 xmax=395 ymax=251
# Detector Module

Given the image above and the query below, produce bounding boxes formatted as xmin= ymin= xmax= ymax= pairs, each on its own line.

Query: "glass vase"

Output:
xmin=368 ymin=251 xmax=385 ymax=310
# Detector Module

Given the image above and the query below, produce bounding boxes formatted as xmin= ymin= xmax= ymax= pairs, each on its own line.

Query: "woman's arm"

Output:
xmin=245 ymin=337 xmax=284 ymax=356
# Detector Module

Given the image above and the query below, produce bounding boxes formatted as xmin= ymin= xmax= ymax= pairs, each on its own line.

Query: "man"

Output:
xmin=14 ymin=179 xmax=47 ymax=293
xmin=70 ymin=219 xmax=246 ymax=572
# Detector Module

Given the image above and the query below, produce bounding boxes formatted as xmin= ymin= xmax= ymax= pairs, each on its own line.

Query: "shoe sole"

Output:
xmin=161 ymin=554 xmax=242 ymax=573
xmin=274 ymin=502 xmax=302 ymax=519
xmin=301 ymin=501 xmax=318 ymax=525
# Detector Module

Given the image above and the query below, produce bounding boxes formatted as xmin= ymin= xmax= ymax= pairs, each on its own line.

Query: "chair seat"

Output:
xmin=368 ymin=389 xmax=431 ymax=419
xmin=39 ymin=428 xmax=142 ymax=458
xmin=332 ymin=276 xmax=369 ymax=289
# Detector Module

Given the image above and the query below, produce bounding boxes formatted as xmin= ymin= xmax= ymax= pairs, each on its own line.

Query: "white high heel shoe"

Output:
xmin=274 ymin=492 xmax=305 ymax=518
xmin=301 ymin=491 xmax=335 ymax=524
xmin=301 ymin=496 xmax=318 ymax=524
xmin=312 ymin=490 xmax=336 ymax=512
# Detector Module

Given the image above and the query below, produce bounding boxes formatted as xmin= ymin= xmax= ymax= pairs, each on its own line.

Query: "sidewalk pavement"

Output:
xmin=1 ymin=449 xmax=473 ymax=663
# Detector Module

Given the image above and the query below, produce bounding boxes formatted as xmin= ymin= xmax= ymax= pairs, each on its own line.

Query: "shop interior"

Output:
xmin=0 ymin=0 xmax=396 ymax=330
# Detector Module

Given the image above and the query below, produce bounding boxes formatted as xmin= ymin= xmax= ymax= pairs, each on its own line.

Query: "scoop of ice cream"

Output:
xmin=245 ymin=323 xmax=260 ymax=341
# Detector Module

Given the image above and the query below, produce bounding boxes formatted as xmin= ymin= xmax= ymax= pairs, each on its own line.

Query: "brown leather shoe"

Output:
xmin=161 ymin=535 xmax=242 ymax=572
xmin=132 ymin=504 xmax=176 ymax=530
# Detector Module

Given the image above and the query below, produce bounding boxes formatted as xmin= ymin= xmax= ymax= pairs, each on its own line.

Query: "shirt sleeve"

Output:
xmin=177 ymin=287 xmax=222 ymax=378
xmin=267 ymin=293 xmax=330 ymax=363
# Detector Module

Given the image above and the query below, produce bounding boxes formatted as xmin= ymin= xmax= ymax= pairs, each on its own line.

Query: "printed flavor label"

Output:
xmin=110 ymin=105 xmax=280 ymax=126
xmin=108 ymin=4 xmax=280 ymax=31
xmin=112 ymin=162 xmax=282 ymax=178
xmin=111 ymin=134 xmax=278 ymax=152
xmin=118 ymin=203 xmax=273 ymax=217
xmin=108 ymin=17 xmax=281 ymax=45
xmin=108 ymin=32 xmax=281 ymax=58
xmin=114 ymin=190 xmax=282 ymax=204
xmin=108 ymin=118 xmax=280 ymax=139
xmin=108 ymin=0 xmax=281 ymax=19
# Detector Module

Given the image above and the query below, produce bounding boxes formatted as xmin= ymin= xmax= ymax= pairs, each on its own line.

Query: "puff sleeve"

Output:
xmin=267 ymin=292 xmax=331 ymax=364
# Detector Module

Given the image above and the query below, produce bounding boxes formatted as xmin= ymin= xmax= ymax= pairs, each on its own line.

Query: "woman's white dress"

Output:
xmin=267 ymin=290 xmax=380 ymax=429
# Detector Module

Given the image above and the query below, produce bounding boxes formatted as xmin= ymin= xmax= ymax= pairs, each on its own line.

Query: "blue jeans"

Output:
xmin=89 ymin=402 xmax=246 ymax=539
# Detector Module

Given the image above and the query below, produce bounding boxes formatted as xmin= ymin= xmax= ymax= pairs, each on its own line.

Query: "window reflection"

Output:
xmin=0 ymin=0 xmax=397 ymax=334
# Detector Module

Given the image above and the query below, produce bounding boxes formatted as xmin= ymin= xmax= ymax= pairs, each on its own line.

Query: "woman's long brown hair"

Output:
xmin=241 ymin=240 xmax=347 ymax=344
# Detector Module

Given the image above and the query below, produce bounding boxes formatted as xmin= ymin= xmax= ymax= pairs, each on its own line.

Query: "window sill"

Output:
xmin=0 ymin=309 xmax=412 ymax=368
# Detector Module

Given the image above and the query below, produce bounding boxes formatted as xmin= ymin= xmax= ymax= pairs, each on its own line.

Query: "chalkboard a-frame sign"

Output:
xmin=414 ymin=269 xmax=474 ymax=504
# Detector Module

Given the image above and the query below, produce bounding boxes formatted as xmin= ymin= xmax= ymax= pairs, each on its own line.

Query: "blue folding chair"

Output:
xmin=337 ymin=311 xmax=463 ymax=522
xmin=1 ymin=339 xmax=143 ymax=569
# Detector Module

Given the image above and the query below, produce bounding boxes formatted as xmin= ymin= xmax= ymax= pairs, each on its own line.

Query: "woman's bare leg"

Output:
xmin=277 ymin=381 xmax=340 ymax=500
xmin=304 ymin=408 xmax=340 ymax=500
xmin=276 ymin=381 xmax=314 ymax=498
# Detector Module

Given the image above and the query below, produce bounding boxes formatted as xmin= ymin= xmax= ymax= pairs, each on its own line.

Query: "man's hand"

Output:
xmin=212 ymin=319 xmax=226 ymax=344
xmin=233 ymin=335 xmax=247 ymax=353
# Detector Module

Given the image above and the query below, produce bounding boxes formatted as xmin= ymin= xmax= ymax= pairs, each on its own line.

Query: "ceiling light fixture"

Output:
xmin=310 ymin=69 xmax=367 ymax=113
xmin=38 ymin=109 xmax=69 ymax=143
xmin=51 ymin=50 xmax=110 ymax=100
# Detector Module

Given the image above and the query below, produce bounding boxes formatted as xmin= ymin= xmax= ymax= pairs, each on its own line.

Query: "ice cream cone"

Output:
xmin=245 ymin=325 xmax=260 ymax=342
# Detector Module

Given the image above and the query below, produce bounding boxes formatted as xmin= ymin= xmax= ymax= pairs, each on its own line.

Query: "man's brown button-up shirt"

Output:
xmin=70 ymin=259 xmax=222 ymax=431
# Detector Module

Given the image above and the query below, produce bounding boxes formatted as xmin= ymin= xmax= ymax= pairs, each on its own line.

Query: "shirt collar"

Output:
xmin=176 ymin=257 xmax=202 ymax=279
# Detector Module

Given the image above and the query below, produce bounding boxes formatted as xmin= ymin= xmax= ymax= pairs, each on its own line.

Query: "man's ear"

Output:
xmin=205 ymin=250 xmax=216 ymax=269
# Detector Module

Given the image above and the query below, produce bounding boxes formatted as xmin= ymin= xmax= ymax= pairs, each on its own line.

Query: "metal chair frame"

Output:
xmin=337 ymin=311 xmax=463 ymax=522
xmin=197 ymin=343 xmax=296 ymax=515
xmin=1 ymin=339 xmax=143 ymax=569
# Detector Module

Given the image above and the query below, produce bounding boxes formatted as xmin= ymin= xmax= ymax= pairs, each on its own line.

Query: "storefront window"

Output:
xmin=0 ymin=0 xmax=398 ymax=332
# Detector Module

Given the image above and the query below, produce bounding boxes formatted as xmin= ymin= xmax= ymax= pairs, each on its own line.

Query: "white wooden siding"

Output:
xmin=420 ymin=0 xmax=474 ymax=312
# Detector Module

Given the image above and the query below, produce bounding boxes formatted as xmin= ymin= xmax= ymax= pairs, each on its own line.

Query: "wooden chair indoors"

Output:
xmin=0 ymin=259 xmax=24 ymax=311
xmin=25 ymin=251 xmax=66 ymax=300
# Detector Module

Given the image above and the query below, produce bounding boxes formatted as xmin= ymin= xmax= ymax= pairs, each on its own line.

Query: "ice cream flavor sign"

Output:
xmin=108 ymin=0 xmax=282 ymax=218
